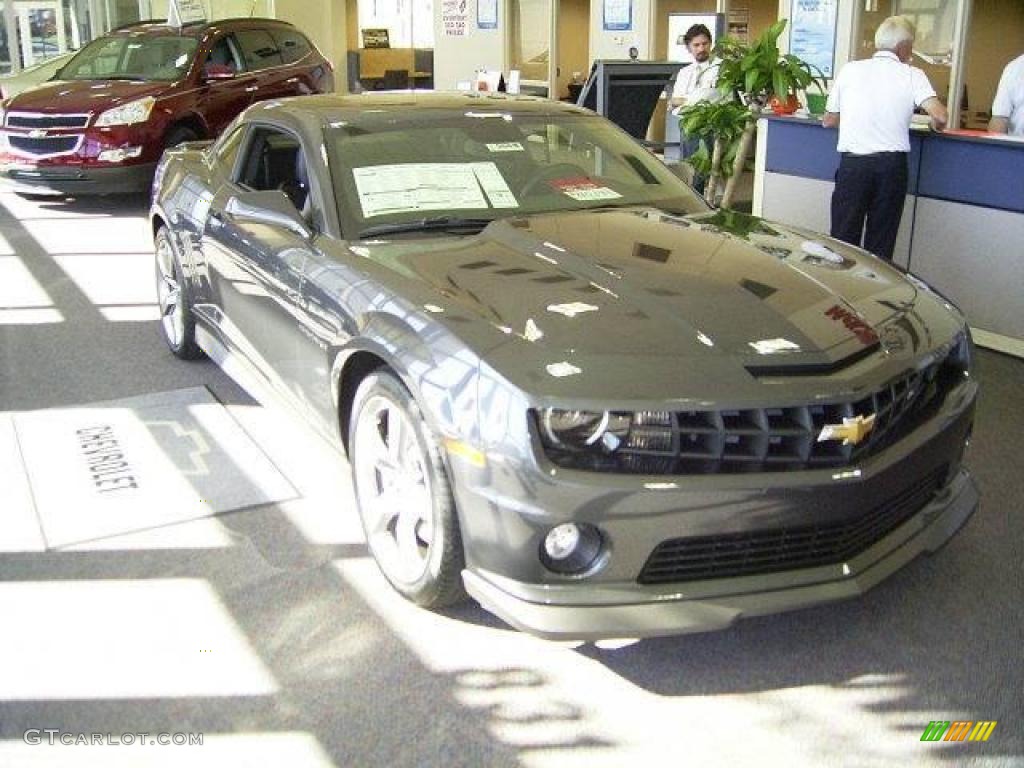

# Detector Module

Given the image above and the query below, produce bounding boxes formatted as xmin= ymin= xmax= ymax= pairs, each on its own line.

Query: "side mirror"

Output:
xmin=225 ymin=190 xmax=312 ymax=240
xmin=203 ymin=63 xmax=236 ymax=81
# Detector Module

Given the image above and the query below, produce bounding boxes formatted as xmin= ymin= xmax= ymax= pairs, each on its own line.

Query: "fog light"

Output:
xmin=98 ymin=146 xmax=143 ymax=163
xmin=540 ymin=522 xmax=604 ymax=575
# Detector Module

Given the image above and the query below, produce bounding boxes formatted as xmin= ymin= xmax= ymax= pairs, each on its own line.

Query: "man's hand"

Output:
xmin=988 ymin=115 xmax=1009 ymax=134
xmin=921 ymin=96 xmax=948 ymax=132
xmin=822 ymin=111 xmax=839 ymax=128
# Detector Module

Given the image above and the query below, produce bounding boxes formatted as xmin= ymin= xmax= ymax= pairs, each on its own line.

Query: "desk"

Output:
xmin=753 ymin=115 xmax=1024 ymax=357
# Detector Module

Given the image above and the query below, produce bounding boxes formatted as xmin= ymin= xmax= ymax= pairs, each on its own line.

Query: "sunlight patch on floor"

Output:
xmin=0 ymin=579 xmax=279 ymax=699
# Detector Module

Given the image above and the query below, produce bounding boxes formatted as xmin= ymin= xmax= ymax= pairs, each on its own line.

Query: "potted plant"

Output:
xmin=680 ymin=18 xmax=824 ymax=208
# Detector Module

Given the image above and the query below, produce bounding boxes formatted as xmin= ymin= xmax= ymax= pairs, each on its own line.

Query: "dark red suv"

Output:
xmin=0 ymin=18 xmax=333 ymax=195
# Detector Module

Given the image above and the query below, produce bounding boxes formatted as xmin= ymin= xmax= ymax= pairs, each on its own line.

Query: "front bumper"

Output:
xmin=463 ymin=467 xmax=978 ymax=640
xmin=0 ymin=161 xmax=156 ymax=195
xmin=451 ymin=367 xmax=978 ymax=640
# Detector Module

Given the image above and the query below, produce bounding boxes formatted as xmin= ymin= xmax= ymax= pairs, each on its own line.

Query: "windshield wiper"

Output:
xmin=100 ymin=75 xmax=148 ymax=81
xmin=359 ymin=216 xmax=494 ymax=239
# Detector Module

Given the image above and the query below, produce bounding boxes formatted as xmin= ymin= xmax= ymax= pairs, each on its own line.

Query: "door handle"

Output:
xmin=245 ymin=85 xmax=259 ymax=93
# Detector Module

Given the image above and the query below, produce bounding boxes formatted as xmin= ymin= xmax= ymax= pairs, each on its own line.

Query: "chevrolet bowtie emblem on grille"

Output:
xmin=818 ymin=414 xmax=877 ymax=446
xmin=28 ymin=129 xmax=48 ymax=139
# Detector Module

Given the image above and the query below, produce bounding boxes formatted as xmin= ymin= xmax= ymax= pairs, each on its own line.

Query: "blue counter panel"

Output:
xmin=917 ymin=138 xmax=1024 ymax=214
xmin=764 ymin=118 xmax=922 ymax=193
xmin=765 ymin=119 xmax=840 ymax=181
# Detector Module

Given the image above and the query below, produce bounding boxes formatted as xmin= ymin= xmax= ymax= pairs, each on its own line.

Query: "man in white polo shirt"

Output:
xmin=988 ymin=53 xmax=1024 ymax=136
xmin=669 ymin=24 xmax=724 ymax=193
xmin=822 ymin=16 xmax=947 ymax=261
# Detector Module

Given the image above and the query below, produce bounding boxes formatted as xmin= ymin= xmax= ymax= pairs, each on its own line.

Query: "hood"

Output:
xmin=6 ymin=79 xmax=170 ymax=116
xmin=354 ymin=208 xmax=954 ymax=401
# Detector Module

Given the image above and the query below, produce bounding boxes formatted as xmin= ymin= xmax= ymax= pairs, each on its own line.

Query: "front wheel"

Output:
xmin=164 ymin=125 xmax=199 ymax=150
xmin=349 ymin=370 xmax=466 ymax=608
xmin=155 ymin=227 xmax=204 ymax=360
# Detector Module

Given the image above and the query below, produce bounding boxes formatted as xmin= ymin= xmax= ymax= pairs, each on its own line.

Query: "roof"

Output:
xmin=108 ymin=17 xmax=294 ymax=38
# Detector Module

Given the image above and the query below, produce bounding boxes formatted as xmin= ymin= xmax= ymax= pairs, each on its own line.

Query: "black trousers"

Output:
xmin=830 ymin=152 xmax=908 ymax=261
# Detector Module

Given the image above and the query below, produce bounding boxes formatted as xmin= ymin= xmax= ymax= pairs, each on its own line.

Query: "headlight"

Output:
xmin=948 ymin=327 xmax=974 ymax=374
xmin=538 ymin=409 xmax=632 ymax=452
xmin=95 ymin=96 xmax=156 ymax=127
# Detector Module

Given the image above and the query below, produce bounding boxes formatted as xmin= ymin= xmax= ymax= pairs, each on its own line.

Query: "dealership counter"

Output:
xmin=752 ymin=115 xmax=1024 ymax=358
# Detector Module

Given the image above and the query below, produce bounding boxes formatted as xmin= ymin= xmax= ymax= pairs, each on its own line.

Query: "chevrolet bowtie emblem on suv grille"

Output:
xmin=818 ymin=414 xmax=877 ymax=446
xmin=28 ymin=129 xmax=48 ymax=138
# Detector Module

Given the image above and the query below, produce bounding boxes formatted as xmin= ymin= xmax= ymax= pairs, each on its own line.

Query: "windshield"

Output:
xmin=59 ymin=35 xmax=198 ymax=82
xmin=326 ymin=109 xmax=709 ymax=238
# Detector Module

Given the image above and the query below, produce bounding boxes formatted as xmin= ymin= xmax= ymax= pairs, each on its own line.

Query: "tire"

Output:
xmin=154 ymin=227 xmax=204 ymax=360
xmin=349 ymin=370 xmax=467 ymax=608
xmin=164 ymin=125 xmax=199 ymax=150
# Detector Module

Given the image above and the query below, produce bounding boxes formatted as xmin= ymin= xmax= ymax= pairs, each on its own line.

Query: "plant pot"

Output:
xmin=806 ymin=92 xmax=827 ymax=115
xmin=769 ymin=94 xmax=800 ymax=115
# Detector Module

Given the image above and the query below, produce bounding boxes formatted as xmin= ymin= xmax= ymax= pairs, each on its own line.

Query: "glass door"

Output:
xmin=15 ymin=0 xmax=70 ymax=66
xmin=510 ymin=0 xmax=555 ymax=96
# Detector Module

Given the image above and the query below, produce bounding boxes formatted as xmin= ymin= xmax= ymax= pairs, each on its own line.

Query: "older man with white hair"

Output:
xmin=822 ymin=16 xmax=947 ymax=262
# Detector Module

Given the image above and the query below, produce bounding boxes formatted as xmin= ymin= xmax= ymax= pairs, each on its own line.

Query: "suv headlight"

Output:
xmin=95 ymin=96 xmax=156 ymax=127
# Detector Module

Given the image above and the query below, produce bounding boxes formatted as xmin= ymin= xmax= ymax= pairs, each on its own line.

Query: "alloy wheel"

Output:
xmin=354 ymin=395 xmax=435 ymax=585
xmin=155 ymin=236 xmax=183 ymax=349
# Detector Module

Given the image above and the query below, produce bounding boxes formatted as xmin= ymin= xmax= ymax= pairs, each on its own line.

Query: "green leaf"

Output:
xmin=745 ymin=68 xmax=758 ymax=94
xmin=772 ymin=69 xmax=786 ymax=99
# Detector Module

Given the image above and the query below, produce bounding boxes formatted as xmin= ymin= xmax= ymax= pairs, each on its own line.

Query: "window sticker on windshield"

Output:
xmin=485 ymin=142 xmax=525 ymax=152
xmin=354 ymin=163 xmax=490 ymax=218
xmin=548 ymin=177 xmax=623 ymax=202
xmin=470 ymin=162 xmax=518 ymax=208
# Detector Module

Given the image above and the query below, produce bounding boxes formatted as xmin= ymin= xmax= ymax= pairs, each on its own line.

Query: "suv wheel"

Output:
xmin=164 ymin=125 xmax=199 ymax=150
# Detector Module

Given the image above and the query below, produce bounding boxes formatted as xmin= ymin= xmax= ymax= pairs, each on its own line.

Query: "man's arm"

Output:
xmin=989 ymin=62 xmax=1014 ymax=133
xmin=988 ymin=115 xmax=1010 ymax=134
xmin=921 ymin=96 xmax=948 ymax=131
xmin=822 ymin=111 xmax=840 ymax=128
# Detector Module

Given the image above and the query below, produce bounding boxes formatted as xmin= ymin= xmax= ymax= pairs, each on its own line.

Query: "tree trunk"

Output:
xmin=705 ymin=136 xmax=724 ymax=206
xmin=720 ymin=112 xmax=758 ymax=210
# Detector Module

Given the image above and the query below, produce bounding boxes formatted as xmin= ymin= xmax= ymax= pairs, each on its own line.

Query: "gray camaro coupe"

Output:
xmin=151 ymin=93 xmax=978 ymax=640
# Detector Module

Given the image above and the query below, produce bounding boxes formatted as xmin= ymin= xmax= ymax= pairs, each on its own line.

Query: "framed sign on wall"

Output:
xmin=603 ymin=0 xmax=632 ymax=32
xmin=789 ymin=0 xmax=838 ymax=78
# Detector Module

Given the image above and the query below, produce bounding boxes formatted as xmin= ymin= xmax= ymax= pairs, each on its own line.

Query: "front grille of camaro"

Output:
xmin=542 ymin=355 xmax=964 ymax=475
xmin=637 ymin=463 xmax=948 ymax=584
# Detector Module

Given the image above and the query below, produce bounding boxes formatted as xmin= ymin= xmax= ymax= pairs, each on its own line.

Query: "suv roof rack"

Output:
xmin=111 ymin=18 xmax=208 ymax=32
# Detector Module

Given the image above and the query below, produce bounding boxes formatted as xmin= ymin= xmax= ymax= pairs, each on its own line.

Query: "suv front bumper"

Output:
xmin=0 ymin=161 xmax=156 ymax=195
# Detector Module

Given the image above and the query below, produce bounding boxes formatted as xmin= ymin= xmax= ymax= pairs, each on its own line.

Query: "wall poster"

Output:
xmin=602 ymin=0 xmax=632 ymax=31
xmin=442 ymin=0 xmax=468 ymax=36
xmin=789 ymin=0 xmax=838 ymax=78
xmin=477 ymin=0 xmax=498 ymax=29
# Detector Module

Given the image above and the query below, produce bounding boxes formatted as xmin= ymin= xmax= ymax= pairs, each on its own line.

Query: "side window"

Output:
xmin=235 ymin=29 xmax=284 ymax=71
xmin=238 ymin=127 xmax=312 ymax=216
xmin=214 ymin=125 xmax=246 ymax=175
xmin=205 ymin=35 xmax=243 ymax=73
xmin=269 ymin=27 xmax=312 ymax=64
